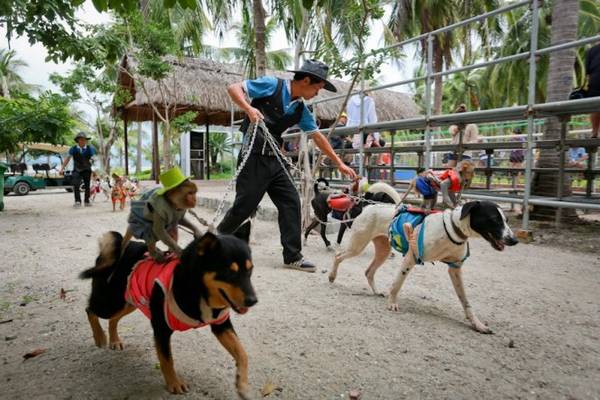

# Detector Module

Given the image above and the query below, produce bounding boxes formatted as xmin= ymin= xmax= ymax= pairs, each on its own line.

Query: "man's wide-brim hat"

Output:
xmin=74 ymin=132 xmax=91 ymax=142
xmin=157 ymin=166 xmax=192 ymax=195
xmin=288 ymin=59 xmax=337 ymax=93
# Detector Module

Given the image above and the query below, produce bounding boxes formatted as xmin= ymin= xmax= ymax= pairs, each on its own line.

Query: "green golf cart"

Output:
xmin=3 ymin=143 xmax=83 ymax=196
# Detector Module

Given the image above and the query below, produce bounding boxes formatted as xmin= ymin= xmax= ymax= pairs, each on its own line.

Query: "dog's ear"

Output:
xmin=460 ymin=201 xmax=480 ymax=220
xmin=196 ymin=232 xmax=219 ymax=256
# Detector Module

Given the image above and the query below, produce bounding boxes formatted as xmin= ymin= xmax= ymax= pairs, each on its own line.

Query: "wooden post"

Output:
xmin=152 ymin=116 xmax=160 ymax=183
xmin=124 ymin=118 xmax=129 ymax=176
xmin=205 ymin=121 xmax=210 ymax=180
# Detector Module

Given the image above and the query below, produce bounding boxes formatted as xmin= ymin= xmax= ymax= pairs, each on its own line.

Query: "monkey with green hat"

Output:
xmin=123 ymin=167 xmax=201 ymax=261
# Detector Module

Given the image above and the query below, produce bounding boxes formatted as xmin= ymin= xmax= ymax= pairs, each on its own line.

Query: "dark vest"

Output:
xmin=71 ymin=146 xmax=93 ymax=172
xmin=240 ymin=78 xmax=305 ymax=151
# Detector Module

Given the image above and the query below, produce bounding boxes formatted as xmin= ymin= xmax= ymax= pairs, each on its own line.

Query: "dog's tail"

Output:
xmin=314 ymin=177 xmax=330 ymax=194
xmin=368 ymin=182 xmax=402 ymax=205
xmin=79 ymin=231 xmax=123 ymax=279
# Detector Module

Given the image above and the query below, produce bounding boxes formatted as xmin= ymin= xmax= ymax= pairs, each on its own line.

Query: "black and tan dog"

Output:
xmin=80 ymin=227 xmax=256 ymax=398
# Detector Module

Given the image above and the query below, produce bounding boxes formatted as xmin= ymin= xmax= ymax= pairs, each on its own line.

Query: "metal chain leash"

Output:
xmin=208 ymin=119 xmax=397 ymax=230
xmin=208 ymin=121 xmax=261 ymax=230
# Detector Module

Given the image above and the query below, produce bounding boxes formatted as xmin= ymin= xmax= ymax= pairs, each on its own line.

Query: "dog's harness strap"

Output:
xmin=442 ymin=213 xmax=466 ymax=246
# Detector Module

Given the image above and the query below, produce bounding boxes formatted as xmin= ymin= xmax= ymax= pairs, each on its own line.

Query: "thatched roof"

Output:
xmin=116 ymin=55 xmax=420 ymax=126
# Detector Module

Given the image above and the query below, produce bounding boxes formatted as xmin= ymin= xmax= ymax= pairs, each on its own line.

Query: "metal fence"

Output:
xmin=281 ymin=0 xmax=600 ymax=230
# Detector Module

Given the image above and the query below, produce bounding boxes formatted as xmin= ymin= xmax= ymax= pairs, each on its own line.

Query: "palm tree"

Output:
xmin=203 ymin=10 xmax=292 ymax=77
xmin=0 ymin=49 xmax=35 ymax=98
xmin=388 ymin=0 xmax=501 ymax=115
xmin=531 ymin=0 xmax=580 ymax=221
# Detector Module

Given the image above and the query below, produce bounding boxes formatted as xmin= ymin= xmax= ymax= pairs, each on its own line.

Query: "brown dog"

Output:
xmin=80 ymin=231 xmax=257 ymax=398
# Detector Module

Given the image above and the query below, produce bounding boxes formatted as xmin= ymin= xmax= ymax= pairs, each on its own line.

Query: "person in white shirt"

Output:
xmin=346 ymin=93 xmax=380 ymax=167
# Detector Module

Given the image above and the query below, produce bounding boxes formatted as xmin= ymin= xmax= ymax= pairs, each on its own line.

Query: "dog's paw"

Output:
xmin=237 ymin=387 xmax=252 ymax=400
xmin=328 ymin=273 xmax=336 ymax=283
xmin=325 ymin=245 xmax=334 ymax=252
xmin=166 ymin=378 xmax=189 ymax=394
xmin=387 ymin=302 xmax=401 ymax=312
xmin=472 ymin=322 xmax=493 ymax=334
xmin=109 ymin=340 xmax=124 ymax=350
xmin=93 ymin=333 xmax=107 ymax=348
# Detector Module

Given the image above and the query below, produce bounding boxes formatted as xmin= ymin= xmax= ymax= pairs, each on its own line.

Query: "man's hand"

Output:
xmin=338 ymin=163 xmax=357 ymax=180
xmin=246 ymin=106 xmax=264 ymax=123
xmin=59 ymin=168 xmax=64 ymax=176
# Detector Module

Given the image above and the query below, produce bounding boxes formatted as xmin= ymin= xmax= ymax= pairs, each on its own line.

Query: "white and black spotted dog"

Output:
xmin=330 ymin=200 xmax=518 ymax=333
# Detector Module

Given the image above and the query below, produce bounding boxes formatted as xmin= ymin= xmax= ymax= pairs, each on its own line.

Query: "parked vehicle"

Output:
xmin=3 ymin=143 xmax=84 ymax=196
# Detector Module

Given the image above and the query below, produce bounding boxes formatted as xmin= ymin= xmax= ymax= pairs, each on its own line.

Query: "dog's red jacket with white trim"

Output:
xmin=125 ymin=256 xmax=229 ymax=331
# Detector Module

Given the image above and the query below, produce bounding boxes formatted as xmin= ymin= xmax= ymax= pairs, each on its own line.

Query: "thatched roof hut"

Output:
xmin=116 ymin=55 xmax=420 ymax=126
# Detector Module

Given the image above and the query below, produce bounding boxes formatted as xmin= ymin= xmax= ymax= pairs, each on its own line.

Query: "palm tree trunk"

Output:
xmin=136 ymin=122 xmax=143 ymax=174
xmin=531 ymin=0 xmax=579 ymax=221
xmin=294 ymin=8 xmax=310 ymax=69
xmin=253 ymin=0 xmax=267 ymax=78
xmin=1 ymin=75 xmax=10 ymax=98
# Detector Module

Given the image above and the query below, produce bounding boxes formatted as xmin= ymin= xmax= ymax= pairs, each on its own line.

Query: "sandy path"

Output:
xmin=1 ymin=189 xmax=599 ymax=400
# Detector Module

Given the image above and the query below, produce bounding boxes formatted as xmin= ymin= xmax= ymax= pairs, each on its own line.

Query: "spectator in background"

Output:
xmin=346 ymin=92 xmax=380 ymax=167
xmin=584 ymin=37 xmax=600 ymax=138
xmin=509 ymin=127 xmax=526 ymax=169
xmin=445 ymin=104 xmax=479 ymax=167
xmin=568 ymin=147 xmax=588 ymax=169
xmin=329 ymin=112 xmax=348 ymax=150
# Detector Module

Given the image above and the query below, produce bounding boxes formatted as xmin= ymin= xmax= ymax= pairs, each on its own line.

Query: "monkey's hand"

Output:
xmin=150 ymin=248 xmax=168 ymax=263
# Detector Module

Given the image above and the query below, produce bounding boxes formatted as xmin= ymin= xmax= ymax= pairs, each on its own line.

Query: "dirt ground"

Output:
xmin=1 ymin=189 xmax=599 ymax=400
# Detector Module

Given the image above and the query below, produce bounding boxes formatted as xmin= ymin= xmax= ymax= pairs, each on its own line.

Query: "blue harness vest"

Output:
xmin=388 ymin=206 xmax=469 ymax=268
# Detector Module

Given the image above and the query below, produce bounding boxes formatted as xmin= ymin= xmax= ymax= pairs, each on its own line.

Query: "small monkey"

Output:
xmin=400 ymin=160 xmax=475 ymax=210
xmin=123 ymin=167 xmax=201 ymax=261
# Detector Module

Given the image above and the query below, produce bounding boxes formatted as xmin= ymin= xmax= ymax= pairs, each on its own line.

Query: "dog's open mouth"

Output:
xmin=219 ymin=289 xmax=249 ymax=314
xmin=491 ymin=238 xmax=505 ymax=251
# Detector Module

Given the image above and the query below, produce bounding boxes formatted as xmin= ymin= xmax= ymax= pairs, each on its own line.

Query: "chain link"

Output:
xmin=209 ymin=121 xmax=260 ymax=229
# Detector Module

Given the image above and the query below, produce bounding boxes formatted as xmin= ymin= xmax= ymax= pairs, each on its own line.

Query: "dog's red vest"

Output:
xmin=435 ymin=169 xmax=461 ymax=192
xmin=125 ymin=256 xmax=229 ymax=331
xmin=327 ymin=194 xmax=354 ymax=212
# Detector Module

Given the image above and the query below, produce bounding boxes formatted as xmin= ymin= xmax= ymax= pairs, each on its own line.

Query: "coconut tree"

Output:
xmin=531 ymin=0 xmax=580 ymax=221
xmin=0 ymin=49 xmax=37 ymax=98
xmin=203 ymin=9 xmax=292 ymax=77
xmin=388 ymin=0 xmax=501 ymax=115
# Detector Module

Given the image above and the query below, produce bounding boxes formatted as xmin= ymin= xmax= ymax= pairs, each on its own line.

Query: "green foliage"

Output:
xmin=315 ymin=0 xmax=388 ymax=82
xmin=92 ymin=0 xmax=197 ymax=13
xmin=172 ymin=111 xmax=198 ymax=133
xmin=0 ymin=1 xmax=128 ymax=66
xmin=0 ymin=92 xmax=76 ymax=154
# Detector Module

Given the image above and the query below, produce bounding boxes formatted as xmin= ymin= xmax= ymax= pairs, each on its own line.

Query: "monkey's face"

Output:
xmin=167 ymin=180 xmax=198 ymax=210
xmin=184 ymin=189 xmax=197 ymax=208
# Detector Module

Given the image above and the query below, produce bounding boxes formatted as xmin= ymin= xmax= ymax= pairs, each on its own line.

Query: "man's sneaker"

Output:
xmin=74 ymin=202 xmax=82 ymax=208
xmin=84 ymin=202 xmax=92 ymax=207
xmin=284 ymin=258 xmax=316 ymax=273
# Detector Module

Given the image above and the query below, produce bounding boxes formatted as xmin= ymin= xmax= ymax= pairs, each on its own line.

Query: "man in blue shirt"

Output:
xmin=60 ymin=132 xmax=96 ymax=207
xmin=219 ymin=60 xmax=357 ymax=272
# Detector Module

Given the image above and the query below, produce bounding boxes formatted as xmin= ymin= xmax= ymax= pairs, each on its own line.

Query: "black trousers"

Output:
xmin=217 ymin=154 xmax=302 ymax=264
xmin=73 ymin=169 xmax=91 ymax=203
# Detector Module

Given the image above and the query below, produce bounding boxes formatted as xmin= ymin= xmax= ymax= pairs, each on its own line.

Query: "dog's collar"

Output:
xmin=443 ymin=212 xmax=467 ymax=245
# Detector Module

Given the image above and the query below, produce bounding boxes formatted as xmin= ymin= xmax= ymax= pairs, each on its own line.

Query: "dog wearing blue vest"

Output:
xmin=330 ymin=200 xmax=518 ymax=333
